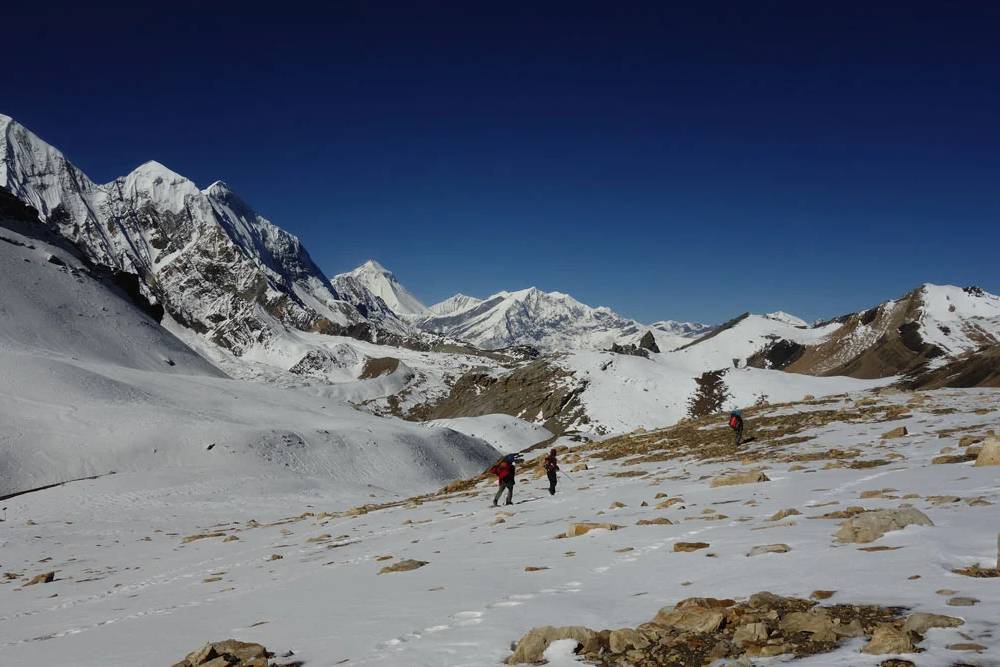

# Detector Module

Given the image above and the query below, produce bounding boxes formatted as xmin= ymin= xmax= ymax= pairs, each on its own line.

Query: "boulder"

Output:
xmin=673 ymin=541 xmax=709 ymax=552
xmin=378 ymin=559 xmax=428 ymax=574
xmin=974 ymin=437 xmax=1000 ymax=466
xmin=946 ymin=596 xmax=978 ymax=607
xmin=710 ymin=470 xmax=770 ymax=488
xmin=608 ymin=627 xmax=650 ymax=653
xmin=747 ymin=544 xmax=790 ymax=557
xmin=651 ymin=606 xmax=726 ymax=633
xmin=732 ymin=621 xmax=769 ymax=645
xmin=636 ymin=517 xmax=673 ymax=526
xmin=779 ymin=610 xmax=840 ymax=642
xmin=179 ymin=640 xmax=269 ymax=667
xmin=565 ymin=522 xmax=621 ymax=537
xmin=24 ymin=571 xmax=55 ymax=586
xmin=861 ymin=624 xmax=915 ymax=655
xmin=902 ymin=613 xmax=963 ymax=634
xmin=834 ymin=508 xmax=933 ymax=544
xmin=768 ymin=508 xmax=800 ymax=521
xmin=882 ymin=426 xmax=908 ymax=439
xmin=507 ymin=626 xmax=599 ymax=664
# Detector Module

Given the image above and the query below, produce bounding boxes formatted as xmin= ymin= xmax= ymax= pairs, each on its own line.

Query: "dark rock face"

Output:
xmin=638 ymin=330 xmax=660 ymax=353
xmin=608 ymin=342 xmax=650 ymax=358
xmin=746 ymin=339 xmax=806 ymax=370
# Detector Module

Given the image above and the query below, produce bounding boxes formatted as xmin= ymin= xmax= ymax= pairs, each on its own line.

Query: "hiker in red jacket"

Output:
xmin=544 ymin=449 xmax=560 ymax=495
xmin=490 ymin=457 xmax=515 ymax=506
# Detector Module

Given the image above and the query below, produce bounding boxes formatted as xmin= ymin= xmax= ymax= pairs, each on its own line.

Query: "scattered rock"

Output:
xmin=810 ymin=590 xmax=835 ymax=600
xmin=747 ymin=544 xmax=790 ymax=557
xmin=524 ymin=566 xmax=549 ymax=572
xmin=173 ymin=639 xmax=273 ymax=667
xmin=861 ymin=623 xmax=915 ymax=655
xmin=710 ymin=469 xmax=770 ymax=488
xmin=636 ymin=517 xmax=673 ymax=526
xmin=24 ymin=571 xmax=55 ymax=586
xmin=946 ymin=642 xmax=987 ymax=652
xmin=506 ymin=626 xmax=599 ymax=664
xmin=834 ymin=507 xmax=933 ymax=544
xmin=902 ymin=613 xmax=963 ymax=634
xmin=182 ymin=532 xmax=227 ymax=544
xmin=768 ymin=508 xmax=800 ymax=521
xmin=945 ymin=596 xmax=978 ymax=607
xmin=974 ymin=436 xmax=1000 ymax=466
xmin=564 ymin=522 xmax=622 ymax=538
xmin=674 ymin=542 xmax=709 ymax=552
xmin=379 ymin=559 xmax=428 ymax=574
xmin=882 ymin=426 xmax=908 ymax=439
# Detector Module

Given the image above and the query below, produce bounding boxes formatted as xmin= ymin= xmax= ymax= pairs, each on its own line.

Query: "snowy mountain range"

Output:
xmin=415 ymin=287 xmax=649 ymax=350
xmin=1 ymin=115 xmax=369 ymax=357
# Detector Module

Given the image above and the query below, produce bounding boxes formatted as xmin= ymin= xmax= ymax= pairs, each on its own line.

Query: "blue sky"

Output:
xmin=4 ymin=2 xmax=999 ymax=324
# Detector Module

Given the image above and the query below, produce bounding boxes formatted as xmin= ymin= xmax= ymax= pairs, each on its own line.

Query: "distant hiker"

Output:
xmin=728 ymin=409 xmax=744 ymax=446
xmin=544 ymin=449 xmax=559 ymax=495
xmin=490 ymin=454 xmax=520 ymax=506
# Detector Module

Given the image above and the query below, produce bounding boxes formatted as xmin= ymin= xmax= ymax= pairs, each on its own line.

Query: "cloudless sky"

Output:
xmin=4 ymin=1 xmax=1000 ymax=323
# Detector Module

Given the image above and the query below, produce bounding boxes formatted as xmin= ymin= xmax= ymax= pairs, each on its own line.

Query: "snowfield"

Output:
xmin=0 ymin=217 xmax=498 ymax=498
xmin=2 ymin=389 xmax=999 ymax=666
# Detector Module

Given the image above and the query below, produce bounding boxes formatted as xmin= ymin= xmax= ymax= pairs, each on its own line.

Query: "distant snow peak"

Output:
xmin=764 ymin=311 xmax=808 ymax=327
xmin=418 ymin=286 xmax=642 ymax=351
xmin=336 ymin=260 xmax=428 ymax=317
xmin=428 ymin=293 xmax=484 ymax=317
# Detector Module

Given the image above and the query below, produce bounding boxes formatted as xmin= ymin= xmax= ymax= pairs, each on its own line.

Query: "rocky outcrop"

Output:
xmin=506 ymin=592 xmax=913 ymax=665
xmin=834 ymin=507 xmax=934 ymax=544
xmin=170 ymin=639 xmax=300 ymax=667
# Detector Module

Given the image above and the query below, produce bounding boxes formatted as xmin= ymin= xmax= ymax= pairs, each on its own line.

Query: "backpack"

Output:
xmin=729 ymin=414 xmax=740 ymax=429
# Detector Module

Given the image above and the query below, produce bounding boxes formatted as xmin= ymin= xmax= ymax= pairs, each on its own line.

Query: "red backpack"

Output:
xmin=729 ymin=415 xmax=739 ymax=429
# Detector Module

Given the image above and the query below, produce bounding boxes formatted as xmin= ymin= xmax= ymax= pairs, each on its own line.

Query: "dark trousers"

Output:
xmin=733 ymin=422 xmax=743 ymax=446
xmin=493 ymin=478 xmax=514 ymax=505
xmin=547 ymin=470 xmax=558 ymax=495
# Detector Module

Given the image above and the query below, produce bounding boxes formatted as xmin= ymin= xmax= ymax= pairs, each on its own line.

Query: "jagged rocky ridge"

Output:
xmin=0 ymin=114 xmax=373 ymax=356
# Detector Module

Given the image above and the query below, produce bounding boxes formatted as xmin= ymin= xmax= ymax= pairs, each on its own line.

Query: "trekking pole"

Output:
xmin=560 ymin=471 xmax=576 ymax=482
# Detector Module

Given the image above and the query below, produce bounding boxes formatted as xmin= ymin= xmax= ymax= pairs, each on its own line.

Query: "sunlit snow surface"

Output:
xmin=2 ymin=390 xmax=998 ymax=666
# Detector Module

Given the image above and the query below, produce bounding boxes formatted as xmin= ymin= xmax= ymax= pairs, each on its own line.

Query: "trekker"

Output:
xmin=544 ymin=449 xmax=559 ymax=495
xmin=728 ymin=409 xmax=744 ymax=446
xmin=490 ymin=454 xmax=517 ymax=506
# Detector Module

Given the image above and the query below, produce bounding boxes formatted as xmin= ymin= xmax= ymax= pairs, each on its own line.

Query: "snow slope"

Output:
xmin=557 ymin=349 xmax=890 ymax=435
xmin=0 ymin=202 xmax=498 ymax=497
xmin=1 ymin=388 xmax=997 ymax=666
xmin=423 ymin=415 xmax=553 ymax=453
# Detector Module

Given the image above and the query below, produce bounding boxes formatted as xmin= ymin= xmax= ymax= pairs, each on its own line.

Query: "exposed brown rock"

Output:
xmin=24 ymin=571 xmax=55 ymax=586
xmin=674 ymin=542 xmax=709 ymax=552
xmin=834 ymin=507 xmax=933 ymax=544
xmin=379 ymin=559 xmax=428 ymax=574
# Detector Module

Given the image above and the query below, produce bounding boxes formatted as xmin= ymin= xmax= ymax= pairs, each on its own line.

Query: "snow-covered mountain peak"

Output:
xmin=357 ymin=258 xmax=390 ymax=274
xmin=764 ymin=311 xmax=808 ymax=327
xmin=428 ymin=293 xmax=484 ymax=317
xmin=335 ymin=260 xmax=428 ymax=317
xmin=203 ymin=180 xmax=232 ymax=196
